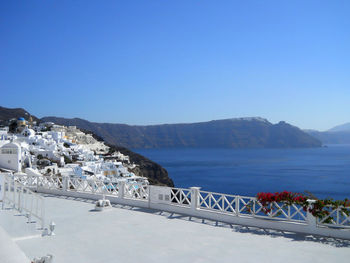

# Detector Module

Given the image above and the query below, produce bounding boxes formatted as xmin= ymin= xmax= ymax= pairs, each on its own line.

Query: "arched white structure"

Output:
xmin=0 ymin=142 xmax=22 ymax=172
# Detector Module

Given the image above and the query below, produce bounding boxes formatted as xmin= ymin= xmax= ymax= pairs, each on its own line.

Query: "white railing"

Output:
xmin=317 ymin=205 xmax=350 ymax=228
xmin=124 ymin=183 xmax=149 ymax=200
xmin=10 ymin=174 xmax=350 ymax=240
xmin=198 ymin=191 xmax=308 ymax=222
xmin=40 ymin=176 xmax=63 ymax=190
xmin=199 ymin=190 xmax=237 ymax=215
xmin=16 ymin=175 xmax=120 ymax=196
xmin=2 ymin=174 xmax=46 ymax=229
xmin=170 ymin=188 xmax=191 ymax=207
xmin=68 ymin=177 xmax=114 ymax=195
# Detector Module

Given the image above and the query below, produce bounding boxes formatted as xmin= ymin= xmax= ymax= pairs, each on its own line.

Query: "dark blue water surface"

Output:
xmin=134 ymin=145 xmax=350 ymax=200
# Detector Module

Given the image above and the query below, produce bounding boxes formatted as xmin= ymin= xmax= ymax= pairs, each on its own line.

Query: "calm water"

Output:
xmin=134 ymin=145 xmax=350 ymax=200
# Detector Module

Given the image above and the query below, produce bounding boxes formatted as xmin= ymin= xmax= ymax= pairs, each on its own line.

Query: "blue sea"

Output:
xmin=134 ymin=145 xmax=350 ymax=200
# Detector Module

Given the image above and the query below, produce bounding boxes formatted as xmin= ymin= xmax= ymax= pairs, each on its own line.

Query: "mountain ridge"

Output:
xmin=304 ymin=122 xmax=350 ymax=144
xmin=42 ymin=116 xmax=270 ymax=127
xmin=305 ymin=130 xmax=350 ymax=144
xmin=0 ymin=106 xmax=322 ymax=149
xmin=0 ymin=106 xmax=39 ymax=124
xmin=328 ymin=122 xmax=350 ymax=132
xmin=0 ymin=106 xmax=174 ymax=187
xmin=41 ymin=116 xmax=322 ymax=149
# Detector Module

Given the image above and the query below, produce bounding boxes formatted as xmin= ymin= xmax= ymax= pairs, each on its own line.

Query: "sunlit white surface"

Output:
xmin=1 ymin=195 xmax=350 ymax=263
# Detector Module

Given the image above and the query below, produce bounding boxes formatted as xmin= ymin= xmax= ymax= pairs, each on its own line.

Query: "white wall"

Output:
xmin=0 ymin=144 xmax=21 ymax=172
xmin=31 ymin=183 xmax=350 ymax=240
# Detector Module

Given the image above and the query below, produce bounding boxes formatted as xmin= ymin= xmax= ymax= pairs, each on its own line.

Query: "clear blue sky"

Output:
xmin=1 ymin=0 xmax=349 ymax=131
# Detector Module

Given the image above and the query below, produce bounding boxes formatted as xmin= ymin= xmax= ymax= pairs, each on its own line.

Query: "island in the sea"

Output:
xmin=41 ymin=116 xmax=321 ymax=149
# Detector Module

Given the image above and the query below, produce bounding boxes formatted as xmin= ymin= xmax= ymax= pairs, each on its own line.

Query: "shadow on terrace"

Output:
xmin=41 ymin=194 xmax=350 ymax=248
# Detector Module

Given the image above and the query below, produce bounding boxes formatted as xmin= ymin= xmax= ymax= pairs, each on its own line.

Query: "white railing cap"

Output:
xmin=307 ymin=199 xmax=316 ymax=204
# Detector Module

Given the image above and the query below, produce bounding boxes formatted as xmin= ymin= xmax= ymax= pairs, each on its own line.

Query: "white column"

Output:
xmin=190 ymin=187 xmax=201 ymax=212
xmin=235 ymin=196 xmax=240 ymax=216
xmin=62 ymin=175 xmax=69 ymax=191
xmin=18 ymin=184 xmax=22 ymax=212
xmin=307 ymin=199 xmax=317 ymax=233
xmin=148 ymin=185 xmax=153 ymax=208
xmin=0 ymin=173 xmax=4 ymax=202
xmin=118 ymin=181 xmax=125 ymax=201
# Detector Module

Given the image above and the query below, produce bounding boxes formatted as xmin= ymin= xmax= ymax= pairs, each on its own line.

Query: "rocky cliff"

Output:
xmin=41 ymin=117 xmax=322 ymax=149
xmin=0 ymin=106 xmax=174 ymax=187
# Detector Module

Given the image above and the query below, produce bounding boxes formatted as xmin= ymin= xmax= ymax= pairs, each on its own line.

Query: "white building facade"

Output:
xmin=0 ymin=142 xmax=22 ymax=172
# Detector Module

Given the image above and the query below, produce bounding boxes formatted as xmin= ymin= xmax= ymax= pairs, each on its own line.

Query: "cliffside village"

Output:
xmin=0 ymin=117 xmax=148 ymax=186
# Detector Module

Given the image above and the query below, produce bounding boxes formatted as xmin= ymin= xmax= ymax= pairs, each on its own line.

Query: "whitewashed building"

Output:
xmin=0 ymin=142 xmax=22 ymax=172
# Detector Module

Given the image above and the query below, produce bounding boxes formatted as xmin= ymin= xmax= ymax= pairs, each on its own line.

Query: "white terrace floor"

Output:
xmin=1 ymin=194 xmax=350 ymax=263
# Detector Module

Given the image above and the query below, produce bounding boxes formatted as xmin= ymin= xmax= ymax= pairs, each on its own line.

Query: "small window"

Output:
xmin=1 ymin=148 xmax=17 ymax=154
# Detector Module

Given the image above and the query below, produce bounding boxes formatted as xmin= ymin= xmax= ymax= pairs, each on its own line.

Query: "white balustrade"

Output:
xmin=8 ymin=173 xmax=350 ymax=240
xmin=170 ymin=188 xmax=191 ymax=207
xmin=2 ymin=174 xmax=46 ymax=229
xmin=199 ymin=190 xmax=237 ymax=215
xmin=317 ymin=205 xmax=350 ymax=228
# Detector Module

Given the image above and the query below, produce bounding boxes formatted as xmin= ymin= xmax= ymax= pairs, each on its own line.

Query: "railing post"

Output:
xmin=190 ymin=187 xmax=201 ymax=212
xmin=118 ymin=181 xmax=125 ymax=201
xmin=18 ymin=184 xmax=22 ymax=212
xmin=235 ymin=196 xmax=240 ymax=216
xmin=13 ymin=179 xmax=16 ymax=209
xmin=1 ymin=175 xmax=6 ymax=209
xmin=0 ymin=173 xmax=5 ymax=206
xmin=62 ymin=175 xmax=69 ymax=191
xmin=148 ymin=185 xmax=152 ymax=208
xmin=35 ymin=176 xmax=39 ymax=192
xmin=42 ymin=198 xmax=45 ymax=229
xmin=307 ymin=199 xmax=317 ymax=233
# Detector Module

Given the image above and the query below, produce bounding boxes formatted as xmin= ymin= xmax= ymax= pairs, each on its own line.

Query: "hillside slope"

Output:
xmin=0 ymin=106 xmax=39 ymax=124
xmin=0 ymin=106 xmax=174 ymax=187
xmin=328 ymin=122 xmax=350 ymax=132
xmin=306 ymin=130 xmax=350 ymax=144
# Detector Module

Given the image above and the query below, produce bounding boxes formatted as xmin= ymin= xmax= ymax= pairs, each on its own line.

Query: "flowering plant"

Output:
xmin=252 ymin=191 xmax=350 ymax=224
xmin=256 ymin=191 xmax=308 ymax=214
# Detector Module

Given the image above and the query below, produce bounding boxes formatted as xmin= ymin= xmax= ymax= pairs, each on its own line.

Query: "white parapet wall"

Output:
xmin=11 ymin=173 xmax=350 ymax=240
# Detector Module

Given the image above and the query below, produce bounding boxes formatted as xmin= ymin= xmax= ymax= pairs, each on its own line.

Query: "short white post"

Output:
xmin=307 ymin=199 xmax=317 ymax=234
xmin=235 ymin=196 xmax=240 ymax=216
xmin=190 ymin=187 xmax=201 ymax=212
xmin=118 ymin=181 xmax=125 ymax=201
xmin=49 ymin=221 xmax=56 ymax=236
xmin=148 ymin=185 xmax=152 ymax=208
xmin=0 ymin=173 xmax=5 ymax=204
xmin=36 ymin=175 xmax=39 ymax=192
xmin=18 ymin=185 xmax=22 ymax=212
xmin=41 ymin=198 xmax=45 ymax=229
xmin=1 ymin=174 xmax=5 ymax=209
xmin=62 ymin=175 xmax=69 ymax=191
xmin=13 ymin=179 xmax=16 ymax=209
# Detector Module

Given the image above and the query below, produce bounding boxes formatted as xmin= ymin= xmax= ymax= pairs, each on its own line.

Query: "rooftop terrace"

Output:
xmin=1 ymin=194 xmax=350 ymax=263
